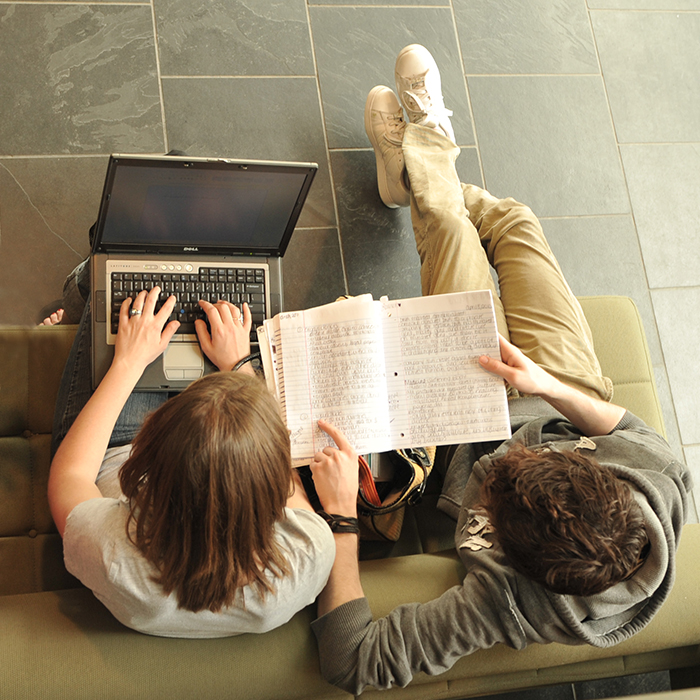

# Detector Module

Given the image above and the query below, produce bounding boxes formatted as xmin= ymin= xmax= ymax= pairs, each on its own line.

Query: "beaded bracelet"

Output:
xmin=318 ymin=511 xmax=360 ymax=535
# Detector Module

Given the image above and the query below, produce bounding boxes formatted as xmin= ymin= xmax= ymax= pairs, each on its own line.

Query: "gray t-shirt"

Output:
xmin=64 ymin=447 xmax=335 ymax=638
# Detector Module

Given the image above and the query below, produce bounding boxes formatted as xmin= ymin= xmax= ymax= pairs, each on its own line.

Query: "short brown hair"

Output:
xmin=119 ymin=372 xmax=292 ymax=613
xmin=480 ymin=444 xmax=647 ymax=596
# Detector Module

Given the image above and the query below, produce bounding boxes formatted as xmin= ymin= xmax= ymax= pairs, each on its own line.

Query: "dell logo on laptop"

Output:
xmin=183 ymin=247 xmax=199 ymax=252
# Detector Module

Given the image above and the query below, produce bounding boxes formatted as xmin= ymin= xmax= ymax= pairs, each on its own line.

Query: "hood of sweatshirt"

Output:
xmin=452 ymin=413 xmax=689 ymax=648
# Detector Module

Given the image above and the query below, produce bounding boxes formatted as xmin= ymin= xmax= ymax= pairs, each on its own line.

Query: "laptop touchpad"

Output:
xmin=163 ymin=343 xmax=205 ymax=381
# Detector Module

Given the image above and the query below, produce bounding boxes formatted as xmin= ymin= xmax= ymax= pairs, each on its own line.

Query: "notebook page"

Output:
xmin=256 ymin=322 xmax=278 ymax=398
xmin=278 ymin=295 xmax=393 ymax=460
xmin=381 ymin=290 xmax=511 ymax=448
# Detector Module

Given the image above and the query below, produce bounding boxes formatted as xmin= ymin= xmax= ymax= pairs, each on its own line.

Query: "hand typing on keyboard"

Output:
xmin=110 ymin=267 xmax=266 ymax=344
xmin=114 ymin=288 xmax=180 ymax=375
xmin=194 ymin=300 xmax=254 ymax=375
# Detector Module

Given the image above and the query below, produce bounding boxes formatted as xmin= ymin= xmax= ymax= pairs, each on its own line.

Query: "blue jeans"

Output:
xmin=51 ymin=264 xmax=170 ymax=456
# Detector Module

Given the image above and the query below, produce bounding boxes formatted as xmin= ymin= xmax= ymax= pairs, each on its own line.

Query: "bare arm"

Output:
xmin=479 ymin=334 xmax=625 ymax=437
xmin=49 ymin=291 xmax=258 ymax=537
xmin=310 ymin=420 xmax=364 ymax=616
xmin=48 ymin=288 xmax=179 ymax=536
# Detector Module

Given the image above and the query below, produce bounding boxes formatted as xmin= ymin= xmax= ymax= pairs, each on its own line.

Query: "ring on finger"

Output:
xmin=130 ymin=308 xmax=143 ymax=316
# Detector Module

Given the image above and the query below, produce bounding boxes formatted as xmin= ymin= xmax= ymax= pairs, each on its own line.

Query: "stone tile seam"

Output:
xmin=465 ymin=73 xmax=602 ymax=78
xmin=447 ymin=3 xmax=486 ymax=185
xmin=588 ymin=7 xmax=700 ymax=13
xmin=0 ymin=1 xmax=151 ymax=4
xmin=148 ymin=0 xmax=168 ymax=151
xmin=160 ymin=75 xmax=318 ymax=80
xmin=304 ymin=0 xmax=350 ymax=296
xmin=0 ymin=162 xmax=83 ymax=258
xmin=617 ymin=141 xmax=700 ymax=146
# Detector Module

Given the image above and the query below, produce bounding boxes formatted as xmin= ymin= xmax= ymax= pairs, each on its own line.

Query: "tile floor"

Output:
xmin=0 ymin=0 xmax=698 ymax=521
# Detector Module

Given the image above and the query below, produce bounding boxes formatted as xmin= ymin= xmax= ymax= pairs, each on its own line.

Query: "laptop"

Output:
xmin=90 ymin=153 xmax=317 ymax=391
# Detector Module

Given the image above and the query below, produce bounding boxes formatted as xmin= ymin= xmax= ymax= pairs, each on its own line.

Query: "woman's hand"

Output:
xmin=311 ymin=421 xmax=365 ymax=617
xmin=478 ymin=334 xmax=559 ymax=397
xmin=309 ymin=420 xmax=359 ymax=518
xmin=114 ymin=288 xmax=179 ymax=374
xmin=195 ymin=300 xmax=253 ymax=373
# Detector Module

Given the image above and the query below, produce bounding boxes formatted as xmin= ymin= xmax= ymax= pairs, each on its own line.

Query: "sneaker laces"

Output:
xmin=383 ymin=111 xmax=406 ymax=146
xmin=402 ymin=71 xmax=453 ymax=127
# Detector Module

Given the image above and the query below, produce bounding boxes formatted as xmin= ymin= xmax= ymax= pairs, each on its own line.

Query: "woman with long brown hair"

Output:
xmin=48 ymin=287 xmax=334 ymax=637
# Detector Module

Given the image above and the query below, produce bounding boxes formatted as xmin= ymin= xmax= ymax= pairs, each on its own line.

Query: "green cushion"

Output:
xmin=579 ymin=295 xmax=665 ymax=436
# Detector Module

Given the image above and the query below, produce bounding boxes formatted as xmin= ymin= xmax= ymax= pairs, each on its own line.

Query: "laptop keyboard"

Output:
xmin=110 ymin=266 xmax=266 ymax=341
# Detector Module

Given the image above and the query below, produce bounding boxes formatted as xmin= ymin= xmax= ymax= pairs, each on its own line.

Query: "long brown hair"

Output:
xmin=481 ymin=444 xmax=647 ymax=597
xmin=119 ymin=372 xmax=292 ymax=612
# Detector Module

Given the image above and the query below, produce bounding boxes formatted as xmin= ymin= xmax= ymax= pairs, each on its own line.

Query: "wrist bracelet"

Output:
xmin=233 ymin=352 xmax=261 ymax=373
xmin=318 ymin=511 xmax=360 ymax=535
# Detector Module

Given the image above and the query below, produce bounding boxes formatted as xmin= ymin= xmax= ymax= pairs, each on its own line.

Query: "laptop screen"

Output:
xmin=93 ymin=156 xmax=317 ymax=257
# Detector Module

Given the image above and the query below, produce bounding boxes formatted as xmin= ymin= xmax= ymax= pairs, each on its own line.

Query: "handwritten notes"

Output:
xmin=382 ymin=292 xmax=509 ymax=447
xmin=258 ymin=291 xmax=510 ymax=461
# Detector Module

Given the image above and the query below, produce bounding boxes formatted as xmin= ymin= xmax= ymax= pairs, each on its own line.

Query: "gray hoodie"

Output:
xmin=311 ymin=407 xmax=691 ymax=694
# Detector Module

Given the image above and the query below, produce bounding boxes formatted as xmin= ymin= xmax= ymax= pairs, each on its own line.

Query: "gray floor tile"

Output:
xmin=310 ymin=0 xmax=443 ymax=4
xmin=455 ymin=146 xmax=485 ymax=189
xmin=468 ymin=76 xmax=629 ymax=217
xmin=651 ymin=287 xmax=700 ymax=445
xmin=309 ymin=7 xmax=475 ymax=149
xmin=653 ymin=364 xmax=684 ymax=457
xmin=591 ymin=11 xmax=700 ymax=143
xmin=541 ymin=214 xmax=662 ymax=364
xmin=0 ymin=157 xmax=106 ymax=325
xmin=620 ymin=144 xmax=700 ymax=289
xmin=589 ymin=0 xmax=700 ymax=7
xmin=0 ymin=4 xmax=163 ymax=156
xmin=154 ymin=0 xmax=314 ymax=77
xmin=682 ymin=446 xmax=700 ymax=523
xmin=160 ymin=77 xmax=335 ymax=229
xmin=454 ymin=0 xmax=598 ymax=75
xmin=332 ymin=149 xmax=422 ymax=301
xmin=468 ymin=683 xmax=575 ymax=700
xmin=683 ymin=445 xmax=700 ymax=523
xmin=687 ymin=490 xmax=699 ymax=524
xmin=283 ymin=228 xmax=347 ymax=311
xmin=575 ymin=670 xmax=670 ymax=698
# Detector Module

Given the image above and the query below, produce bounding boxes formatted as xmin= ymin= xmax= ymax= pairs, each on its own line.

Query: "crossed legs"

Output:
xmin=365 ymin=45 xmax=612 ymax=402
xmin=403 ymin=124 xmax=611 ymax=401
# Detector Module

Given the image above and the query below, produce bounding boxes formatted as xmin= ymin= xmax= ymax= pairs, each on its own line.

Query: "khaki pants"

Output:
xmin=403 ymin=123 xmax=612 ymax=402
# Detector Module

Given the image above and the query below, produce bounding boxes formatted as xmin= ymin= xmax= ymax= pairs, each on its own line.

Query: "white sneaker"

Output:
xmin=364 ymin=85 xmax=410 ymax=208
xmin=394 ymin=44 xmax=455 ymax=143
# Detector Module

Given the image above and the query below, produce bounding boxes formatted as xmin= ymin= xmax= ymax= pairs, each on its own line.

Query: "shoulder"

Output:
xmin=63 ymin=497 xmax=134 ymax=592
xmin=274 ymin=508 xmax=335 ymax=587
xmin=64 ymin=496 xmax=129 ymax=544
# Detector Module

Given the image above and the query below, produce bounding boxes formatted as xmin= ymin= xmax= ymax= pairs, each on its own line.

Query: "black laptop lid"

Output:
xmin=92 ymin=155 xmax=317 ymax=257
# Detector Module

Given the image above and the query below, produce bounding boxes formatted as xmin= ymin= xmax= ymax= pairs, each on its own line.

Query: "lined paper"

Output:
xmin=259 ymin=291 xmax=510 ymax=461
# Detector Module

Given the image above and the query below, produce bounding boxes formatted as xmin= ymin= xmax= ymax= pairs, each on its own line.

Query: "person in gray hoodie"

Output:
xmin=307 ymin=44 xmax=691 ymax=695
